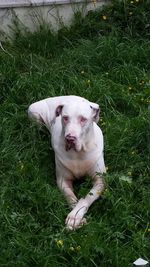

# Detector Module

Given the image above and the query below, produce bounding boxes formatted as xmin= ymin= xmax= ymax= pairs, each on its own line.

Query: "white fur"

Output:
xmin=28 ymin=95 xmax=106 ymax=230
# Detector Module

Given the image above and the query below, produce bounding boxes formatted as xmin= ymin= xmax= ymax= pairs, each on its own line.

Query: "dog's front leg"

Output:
xmin=65 ymin=174 xmax=104 ymax=230
xmin=82 ymin=173 xmax=105 ymax=206
xmin=57 ymin=176 xmax=78 ymax=209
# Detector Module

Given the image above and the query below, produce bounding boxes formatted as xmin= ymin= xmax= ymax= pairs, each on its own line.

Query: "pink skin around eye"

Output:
xmin=63 ymin=116 xmax=69 ymax=124
xmin=79 ymin=116 xmax=87 ymax=124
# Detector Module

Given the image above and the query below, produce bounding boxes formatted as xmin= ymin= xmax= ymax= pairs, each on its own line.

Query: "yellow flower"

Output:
xmin=97 ymin=190 xmax=102 ymax=196
xmin=86 ymin=80 xmax=91 ymax=85
xmin=129 ymin=12 xmax=133 ymax=15
xmin=139 ymin=80 xmax=144 ymax=85
xmin=130 ymin=0 xmax=134 ymax=3
xmin=147 ymin=228 xmax=150 ymax=232
xmin=127 ymin=171 xmax=132 ymax=176
xmin=135 ymin=0 xmax=139 ymax=2
xmin=76 ymin=245 xmax=81 ymax=251
xmin=19 ymin=160 xmax=24 ymax=171
xmin=128 ymin=86 xmax=132 ymax=90
xmin=69 ymin=246 xmax=75 ymax=252
xmin=102 ymin=15 xmax=107 ymax=20
xmin=21 ymin=164 xmax=24 ymax=170
xmin=103 ymin=189 xmax=108 ymax=195
xmin=56 ymin=239 xmax=64 ymax=247
xmin=81 ymin=70 xmax=84 ymax=74
xmin=131 ymin=151 xmax=135 ymax=155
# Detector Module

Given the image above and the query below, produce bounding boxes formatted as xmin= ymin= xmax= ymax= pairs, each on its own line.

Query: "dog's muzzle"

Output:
xmin=65 ymin=134 xmax=77 ymax=151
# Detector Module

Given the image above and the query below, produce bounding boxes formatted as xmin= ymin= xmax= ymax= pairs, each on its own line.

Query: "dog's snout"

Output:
xmin=65 ymin=134 xmax=76 ymax=142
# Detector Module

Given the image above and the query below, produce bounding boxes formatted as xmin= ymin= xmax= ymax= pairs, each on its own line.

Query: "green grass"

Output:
xmin=0 ymin=0 xmax=150 ymax=266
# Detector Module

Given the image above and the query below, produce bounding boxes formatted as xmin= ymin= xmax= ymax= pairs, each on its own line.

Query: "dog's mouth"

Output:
xmin=65 ymin=140 xmax=76 ymax=151
xmin=65 ymin=140 xmax=82 ymax=152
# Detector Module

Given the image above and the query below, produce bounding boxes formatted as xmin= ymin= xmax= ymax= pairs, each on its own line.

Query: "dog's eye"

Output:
xmin=63 ymin=116 xmax=69 ymax=123
xmin=80 ymin=116 xmax=87 ymax=124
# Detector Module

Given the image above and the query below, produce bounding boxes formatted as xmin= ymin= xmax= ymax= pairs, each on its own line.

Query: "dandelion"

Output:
xmin=56 ymin=239 xmax=64 ymax=248
xmin=130 ymin=0 xmax=134 ymax=3
xmin=129 ymin=12 xmax=133 ymax=15
xmin=19 ymin=160 xmax=24 ymax=171
xmin=139 ymin=80 xmax=144 ymax=85
xmin=69 ymin=246 xmax=75 ymax=252
xmin=135 ymin=0 xmax=139 ymax=2
xmin=147 ymin=228 xmax=150 ymax=232
xmin=76 ymin=245 xmax=81 ymax=252
xmin=103 ymin=188 xmax=108 ymax=195
xmin=20 ymin=164 xmax=24 ymax=170
xmin=81 ymin=70 xmax=84 ymax=74
xmin=128 ymin=86 xmax=132 ymax=90
xmin=102 ymin=15 xmax=107 ymax=20
xmin=97 ymin=190 xmax=102 ymax=196
xmin=127 ymin=171 xmax=132 ymax=176
xmin=86 ymin=80 xmax=91 ymax=85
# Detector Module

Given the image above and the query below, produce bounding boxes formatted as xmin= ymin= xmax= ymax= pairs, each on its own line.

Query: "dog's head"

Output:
xmin=55 ymin=98 xmax=100 ymax=152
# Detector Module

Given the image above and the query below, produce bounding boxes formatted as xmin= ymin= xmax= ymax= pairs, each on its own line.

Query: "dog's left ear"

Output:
xmin=90 ymin=102 xmax=100 ymax=123
xmin=55 ymin=105 xmax=63 ymax=117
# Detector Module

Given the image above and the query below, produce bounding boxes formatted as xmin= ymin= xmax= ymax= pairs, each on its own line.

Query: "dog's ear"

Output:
xmin=90 ymin=102 xmax=100 ymax=123
xmin=55 ymin=105 xmax=63 ymax=117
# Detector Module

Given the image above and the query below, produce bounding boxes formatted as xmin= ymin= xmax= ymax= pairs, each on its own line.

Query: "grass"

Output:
xmin=0 ymin=0 xmax=150 ymax=266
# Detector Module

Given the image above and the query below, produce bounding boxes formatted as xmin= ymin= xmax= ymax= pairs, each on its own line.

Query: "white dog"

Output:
xmin=28 ymin=95 xmax=106 ymax=230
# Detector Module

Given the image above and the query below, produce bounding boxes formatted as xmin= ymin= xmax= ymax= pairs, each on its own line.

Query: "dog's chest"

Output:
xmin=61 ymin=155 xmax=96 ymax=177
xmin=70 ymin=160 xmax=93 ymax=177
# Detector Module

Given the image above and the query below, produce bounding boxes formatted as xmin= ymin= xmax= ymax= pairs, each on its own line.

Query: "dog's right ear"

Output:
xmin=90 ymin=102 xmax=100 ymax=123
xmin=55 ymin=105 xmax=63 ymax=117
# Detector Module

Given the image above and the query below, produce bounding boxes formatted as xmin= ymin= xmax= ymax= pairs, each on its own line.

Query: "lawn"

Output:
xmin=0 ymin=0 xmax=150 ymax=266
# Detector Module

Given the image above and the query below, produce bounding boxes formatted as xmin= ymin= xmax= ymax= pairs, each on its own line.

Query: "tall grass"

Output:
xmin=0 ymin=0 xmax=150 ymax=266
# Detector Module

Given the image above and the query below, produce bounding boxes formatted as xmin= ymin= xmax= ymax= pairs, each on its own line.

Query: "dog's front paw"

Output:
xmin=65 ymin=199 xmax=88 ymax=230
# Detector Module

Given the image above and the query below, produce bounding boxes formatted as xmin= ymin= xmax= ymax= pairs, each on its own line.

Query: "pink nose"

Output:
xmin=65 ymin=134 xmax=76 ymax=143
